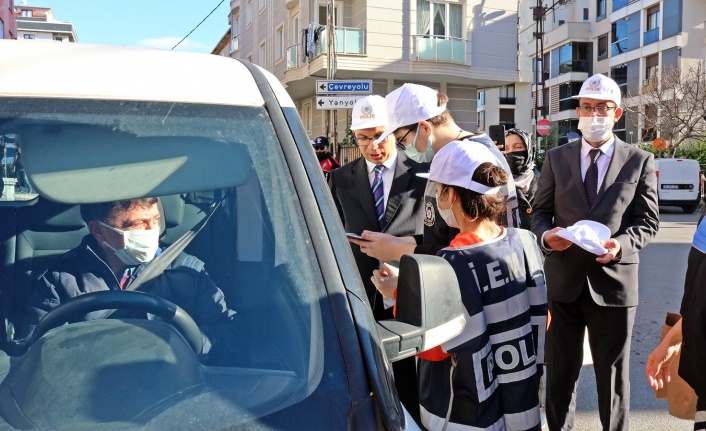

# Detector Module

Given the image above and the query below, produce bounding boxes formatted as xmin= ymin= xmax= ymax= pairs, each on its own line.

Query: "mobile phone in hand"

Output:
xmin=488 ymin=125 xmax=506 ymax=152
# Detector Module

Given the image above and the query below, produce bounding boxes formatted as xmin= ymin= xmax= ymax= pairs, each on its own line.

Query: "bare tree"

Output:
xmin=625 ymin=61 xmax=706 ymax=157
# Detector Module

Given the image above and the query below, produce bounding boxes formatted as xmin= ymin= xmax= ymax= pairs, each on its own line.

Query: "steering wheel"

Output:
xmin=31 ymin=290 xmax=203 ymax=354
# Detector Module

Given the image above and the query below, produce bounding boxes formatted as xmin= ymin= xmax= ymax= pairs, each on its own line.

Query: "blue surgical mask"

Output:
xmin=403 ymin=126 xmax=435 ymax=163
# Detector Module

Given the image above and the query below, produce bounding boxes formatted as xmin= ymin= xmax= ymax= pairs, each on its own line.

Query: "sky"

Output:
xmin=19 ymin=0 xmax=231 ymax=53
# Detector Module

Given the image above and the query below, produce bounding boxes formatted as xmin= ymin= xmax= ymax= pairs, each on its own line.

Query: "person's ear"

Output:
xmin=88 ymin=220 xmax=106 ymax=242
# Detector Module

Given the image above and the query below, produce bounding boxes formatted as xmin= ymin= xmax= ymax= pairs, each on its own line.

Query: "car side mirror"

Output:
xmin=377 ymin=254 xmax=466 ymax=363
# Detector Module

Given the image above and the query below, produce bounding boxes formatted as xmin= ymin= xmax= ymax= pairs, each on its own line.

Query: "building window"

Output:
xmin=416 ymin=0 xmax=463 ymax=39
xmin=245 ymin=0 xmax=253 ymax=26
xmin=55 ymin=36 xmax=63 ymax=42
xmin=499 ymin=109 xmax=515 ymax=129
xmin=23 ymin=34 xmax=35 ymax=39
xmin=0 ymin=18 xmax=4 ymax=39
xmin=611 ymin=64 xmax=628 ymax=96
xmin=291 ymin=14 xmax=299 ymax=45
xmin=596 ymin=0 xmax=606 ymax=21
xmin=551 ymin=42 xmax=590 ymax=77
xmin=231 ymin=14 xmax=240 ymax=53
xmin=644 ymin=54 xmax=659 ymax=89
xmin=477 ymin=110 xmax=485 ymax=133
xmin=612 ymin=0 xmax=627 ymax=12
xmin=275 ymin=25 xmax=284 ymax=61
xmin=611 ymin=19 xmax=628 ymax=55
xmin=259 ymin=41 xmax=267 ymax=68
xmin=597 ymin=34 xmax=608 ymax=60
xmin=477 ymin=90 xmax=485 ymax=108
xmin=583 ymin=8 xmax=589 ymax=22
xmin=559 ymin=82 xmax=581 ymax=111
xmin=318 ymin=2 xmax=341 ymax=26
xmin=302 ymin=101 xmax=312 ymax=133
xmin=21 ymin=9 xmax=33 ymax=17
xmin=499 ymin=85 xmax=516 ymax=104
xmin=644 ymin=6 xmax=660 ymax=45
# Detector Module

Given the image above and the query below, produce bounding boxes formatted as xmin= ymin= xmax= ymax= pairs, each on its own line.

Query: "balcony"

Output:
xmin=230 ymin=36 xmax=239 ymax=54
xmin=499 ymin=97 xmax=516 ymax=105
xmin=643 ymin=27 xmax=659 ymax=46
xmin=413 ymin=35 xmax=466 ymax=64
xmin=314 ymin=26 xmax=366 ymax=56
xmin=286 ymin=45 xmax=298 ymax=69
xmin=611 ymin=38 xmax=628 ymax=56
xmin=559 ymin=60 xmax=590 ymax=74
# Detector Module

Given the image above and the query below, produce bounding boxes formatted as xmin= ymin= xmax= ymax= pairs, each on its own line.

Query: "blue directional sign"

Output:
xmin=316 ymin=80 xmax=373 ymax=95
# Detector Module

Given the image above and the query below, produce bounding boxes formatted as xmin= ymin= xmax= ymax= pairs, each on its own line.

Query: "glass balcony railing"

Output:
xmin=643 ymin=27 xmax=659 ymax=46
xmin=611 ymin=38 xmax=628 ymax=56
xmin=499 ymin=97 xmax=516 ymax=105
xmin=314 ymin=27 xmax=366 ymax=56
xmin=414 ymin=35 xmax=466 ymax=64
xmin=286 ymin=45 xmax=298 ymax=69
xmin=558 ymin=60 xmax=590 ymax=74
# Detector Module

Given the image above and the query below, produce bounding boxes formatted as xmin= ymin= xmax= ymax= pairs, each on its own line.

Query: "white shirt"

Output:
xmin=580 ymin=137 xmax=615 ymax=193
xmin=365 ymin=148 xmax=397 ymax=210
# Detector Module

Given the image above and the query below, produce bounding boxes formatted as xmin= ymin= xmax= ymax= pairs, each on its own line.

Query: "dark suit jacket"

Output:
xmin=329 ymin=151 xmax=428 ymax=317
xmin=531 ymin=137 xmax=659 ymax=307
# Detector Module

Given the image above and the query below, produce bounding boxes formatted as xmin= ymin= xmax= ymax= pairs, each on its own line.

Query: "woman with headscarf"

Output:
xmin=504 ymin=128 xmax=540 ymax=230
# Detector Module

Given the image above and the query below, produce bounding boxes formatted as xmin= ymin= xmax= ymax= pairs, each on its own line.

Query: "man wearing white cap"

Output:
xmin=329 ymin=95 xmax=428 ymax=423
xmin=353 ymin=84 xmax=519 ymax=264
xmin=531 ymin=74 xmax=659 ymax=431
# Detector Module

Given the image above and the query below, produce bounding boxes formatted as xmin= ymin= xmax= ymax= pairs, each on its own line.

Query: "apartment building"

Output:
xmin=528 ymin=0 xmax=704 ymax=145
xmin=1 ymin=0 xmax=17 ymax=39
xmin=224 ymin=0 xmax=525 ymax=152
xmin=14 ymin=5 xmax=77 ymax=42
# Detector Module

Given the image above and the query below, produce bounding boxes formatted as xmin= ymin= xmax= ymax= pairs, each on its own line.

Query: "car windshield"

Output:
xmin=0 ymin=98 xmax=351 ymax=430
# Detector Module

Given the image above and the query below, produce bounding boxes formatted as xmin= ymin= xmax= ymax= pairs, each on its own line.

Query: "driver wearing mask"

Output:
xmin=18 ymin=198 xmax=240 ymax=365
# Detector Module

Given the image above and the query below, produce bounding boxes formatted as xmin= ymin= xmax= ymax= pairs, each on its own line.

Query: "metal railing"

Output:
xmin=286 ymin=45 xmax=298 ymax=69
xmin=413 ymin=35 xmax=466 ymax=64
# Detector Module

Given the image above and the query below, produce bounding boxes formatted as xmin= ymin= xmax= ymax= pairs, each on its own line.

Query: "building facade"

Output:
xmin=14 ymin=5 xmax=77 ymax=42
xmin=528 ymin=0 xmax=704 ymax=146
xmin=224 ymin=0 xmax=526 ymax=158
xmin=1 ymin=0 xmax=17 ymax=39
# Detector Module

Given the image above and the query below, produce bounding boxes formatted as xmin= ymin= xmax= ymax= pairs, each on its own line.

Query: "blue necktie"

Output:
xmin=372 ymin=165 xmax=385 ymax=228
xmin=584 ymin=149 xmax=601 ymax=207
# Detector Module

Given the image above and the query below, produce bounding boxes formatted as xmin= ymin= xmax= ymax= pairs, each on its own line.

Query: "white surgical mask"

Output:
xmin=100 ymin=221 xmax=160 ymax=266
xmin=404 ymin=125 xmax=435 ymax=163
xmin=578 ymin=116 xmax=614 ymax=143
xmin=437 ymin=192 xmax=459 ymax=229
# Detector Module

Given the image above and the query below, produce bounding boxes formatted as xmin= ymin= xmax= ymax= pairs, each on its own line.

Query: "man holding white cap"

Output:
xmin=329 ymin=94 xmax=428 ymax=423
xmin=356 ymin=84 xmax=519 ymax=264
xmin=531 ymin=74 xmax=659 ymax=431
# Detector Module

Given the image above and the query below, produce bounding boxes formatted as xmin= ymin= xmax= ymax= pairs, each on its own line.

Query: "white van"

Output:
xmin=655 ymin=158 xmax=702 ymax=213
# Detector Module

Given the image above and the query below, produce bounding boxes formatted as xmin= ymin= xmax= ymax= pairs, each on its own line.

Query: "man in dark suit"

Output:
xmin=329 ymin=95 xmax=428 ymax=423
xmin=531 ymin=74 xmax=659 ymax=431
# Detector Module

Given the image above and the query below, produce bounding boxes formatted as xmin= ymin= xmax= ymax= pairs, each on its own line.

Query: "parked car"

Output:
xmin=0 ymin=41 xmax=466 ymax=430
xmin=654 ymin=158 xmax=702 ymax=213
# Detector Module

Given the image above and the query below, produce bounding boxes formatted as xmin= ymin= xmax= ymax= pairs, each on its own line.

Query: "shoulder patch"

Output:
xmin=173 ymin=253 xmax=205 ymax=272
xmin=424 ymin=201 xmax=436 ymax=227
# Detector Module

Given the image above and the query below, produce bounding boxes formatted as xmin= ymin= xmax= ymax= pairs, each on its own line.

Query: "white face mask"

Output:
xmin=100 ymin=221 xmax=160 ymax=266
xmin=437 ymin=191 xmax=459 ymax=229
xmin=578 ymin=116 xmax=614 ymax=143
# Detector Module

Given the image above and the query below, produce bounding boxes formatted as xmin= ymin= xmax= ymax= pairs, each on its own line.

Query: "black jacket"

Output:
xmin=22 ymin=235 xmax=240 ymax=365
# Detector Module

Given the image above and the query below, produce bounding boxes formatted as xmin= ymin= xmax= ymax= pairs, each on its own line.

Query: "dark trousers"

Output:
xmin=546 ymin=287 xmax=636 ymax=431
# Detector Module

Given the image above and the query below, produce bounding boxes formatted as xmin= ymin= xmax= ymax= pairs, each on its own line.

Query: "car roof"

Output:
xmin=0 ymin=40 xmax=266 ymax=107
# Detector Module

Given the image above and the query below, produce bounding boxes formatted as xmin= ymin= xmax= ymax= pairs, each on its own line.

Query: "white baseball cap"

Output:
xmin=572 ymin=74 xmax=622 ymax=107
xmin=350 ymin=95 xmax=387 ymax=131
xmin=375 ymin=84 xmax=446 ymax=144
xmin=427 ymin=141 xmax=501 ymax=195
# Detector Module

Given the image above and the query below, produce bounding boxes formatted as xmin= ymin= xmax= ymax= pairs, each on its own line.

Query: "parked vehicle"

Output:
xmin=0 ymin=41 xmax=466 ymax=430
xmin=654 ymin=158 xmax=702 ymax=214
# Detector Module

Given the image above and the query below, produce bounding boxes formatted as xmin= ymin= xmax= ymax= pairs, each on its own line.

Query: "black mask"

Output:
xmin=316 ymin=152 xmax=330 ymax=161
xmin=505 ymin=150 xmax=528 ymax=176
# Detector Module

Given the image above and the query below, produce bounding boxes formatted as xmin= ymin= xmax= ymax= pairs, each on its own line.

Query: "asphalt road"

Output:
xmin=571 ymin=205 xmax=703 ymax=430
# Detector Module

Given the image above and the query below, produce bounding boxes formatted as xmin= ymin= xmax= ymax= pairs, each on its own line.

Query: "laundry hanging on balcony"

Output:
xmin=302 ymin=23 xmax=325 ymax=61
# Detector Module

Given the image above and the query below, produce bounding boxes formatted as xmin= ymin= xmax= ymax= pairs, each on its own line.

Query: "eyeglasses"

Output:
xmin=355 ymin=136 xmax=383 ymax=147
xmin=394 ymin=129 xmax=413 ymax=147
xmin=578 ymin=105 xmax=616 ymax=115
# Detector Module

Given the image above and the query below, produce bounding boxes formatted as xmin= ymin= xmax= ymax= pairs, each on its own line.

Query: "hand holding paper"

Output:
xmin=555 ymin=220 xmax=611 ymax=255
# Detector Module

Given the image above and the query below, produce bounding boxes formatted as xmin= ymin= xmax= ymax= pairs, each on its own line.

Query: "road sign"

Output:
xmin=653 ymin=137 xmax=667 ymax=151
xmin=316 ymin=96 xmax=363 ymax=110
xmin=537 ymin=119 xmax=551 ymax=136
xmin=316 ymin=80 xmax=372 ymax=95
